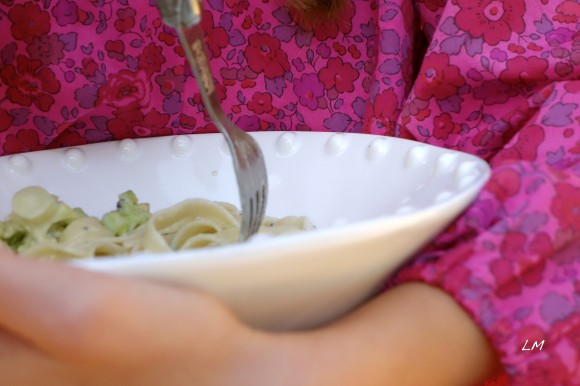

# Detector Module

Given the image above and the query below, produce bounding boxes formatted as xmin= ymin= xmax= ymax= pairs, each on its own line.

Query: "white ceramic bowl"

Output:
xmin=0 ymin=132 xmax=490 ymax=330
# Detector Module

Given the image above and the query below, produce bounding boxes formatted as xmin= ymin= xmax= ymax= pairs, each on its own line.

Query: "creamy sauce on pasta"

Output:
xmin=0 ymin=186 xmax=313 ymax=260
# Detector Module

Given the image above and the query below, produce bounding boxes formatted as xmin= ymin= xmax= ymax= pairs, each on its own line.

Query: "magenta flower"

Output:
xmin=155 ymin=68 xmax=185 ymax=96
xmin=26 ymin=33 xmax=65 ymax=66
xmin=51 ymin=0 xmax=79 ymax=26
xmin=293 ymin=73 xmax=324 ymax=110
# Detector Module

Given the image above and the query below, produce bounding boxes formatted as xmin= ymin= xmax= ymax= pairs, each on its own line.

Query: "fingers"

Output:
xmin=0 ymin=328 xmax=78 ymax=386
xmin=0 ymin=251 xmax=246 ymax=369
xmin=0 ymin=251 xmax=125 ymax=364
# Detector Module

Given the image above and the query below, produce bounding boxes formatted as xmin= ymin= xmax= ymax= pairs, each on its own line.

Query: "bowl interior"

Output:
xmin=0 ymin=132 xmax=488 ymax=231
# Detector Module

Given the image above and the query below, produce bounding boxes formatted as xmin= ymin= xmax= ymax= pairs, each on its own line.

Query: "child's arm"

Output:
xmin=0 ymin=249 xmax=499 ymax=386
xmin=245 ymin=282 xmax=501 ymax=386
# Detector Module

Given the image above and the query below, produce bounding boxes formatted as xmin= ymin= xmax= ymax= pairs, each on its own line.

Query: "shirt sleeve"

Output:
xmin=389 ymin=2 xmax=580 ymax=385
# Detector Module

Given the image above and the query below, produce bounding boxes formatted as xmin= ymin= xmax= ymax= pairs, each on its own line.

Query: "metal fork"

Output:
xmin=156 ymin=0 xmax=268 ymax=241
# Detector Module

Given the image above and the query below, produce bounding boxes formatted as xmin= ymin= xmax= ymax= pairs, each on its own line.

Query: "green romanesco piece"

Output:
xmin=0 ymin=220 xmax=32 ymax=252
xmin=101 ymin=191 xmax=151 ymax=236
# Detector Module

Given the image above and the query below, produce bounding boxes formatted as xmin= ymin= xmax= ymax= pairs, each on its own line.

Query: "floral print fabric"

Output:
xmin=0 ymin=0 xmax=579 ymax=384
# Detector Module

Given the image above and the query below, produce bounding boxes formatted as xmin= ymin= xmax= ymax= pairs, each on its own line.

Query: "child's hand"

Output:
xmin=0 ymin=249 xmax=501 ymax=386
xmin=0 ymin=250 xmax=262 ymax=385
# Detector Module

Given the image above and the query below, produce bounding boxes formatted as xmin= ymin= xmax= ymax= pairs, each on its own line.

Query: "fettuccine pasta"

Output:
xmin=0 ymin=186 xmax=313 ymax=260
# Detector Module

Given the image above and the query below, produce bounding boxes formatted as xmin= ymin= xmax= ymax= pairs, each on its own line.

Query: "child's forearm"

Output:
xmin=0 ymin=249 xmax=500 ymax=385
xmin=231 ymin=283 xmax=501 ymax=386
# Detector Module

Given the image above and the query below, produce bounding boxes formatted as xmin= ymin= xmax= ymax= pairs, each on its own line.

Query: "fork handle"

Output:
xmin=176 ymin=25 xmax=216 ymax=98
xmin=176 ymin=25 xmax=254 ymax=166
xmin=157 ymin=0 xmax=201 ymax=28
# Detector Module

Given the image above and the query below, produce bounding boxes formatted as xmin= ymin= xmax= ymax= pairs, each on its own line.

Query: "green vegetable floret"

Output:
xmin=0 ymin=220 xmax=30 ymax=251
xmin=101 ymin=191 xmax=151 ymax=236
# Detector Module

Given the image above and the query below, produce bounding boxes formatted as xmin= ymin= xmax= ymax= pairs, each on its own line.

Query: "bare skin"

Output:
xmin=0 ymin=250 xmax=501 ymax=386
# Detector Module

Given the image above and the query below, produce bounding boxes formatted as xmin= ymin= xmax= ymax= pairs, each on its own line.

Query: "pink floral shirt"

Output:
xmin=0 ymin=0 xmax=579 ymax=384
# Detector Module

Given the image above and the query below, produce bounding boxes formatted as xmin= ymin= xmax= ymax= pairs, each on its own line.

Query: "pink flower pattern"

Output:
xmin=1 ymin=1 xmax=579 ymax=385
xmin=454 ymin=0 xmax=526 ymax=46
